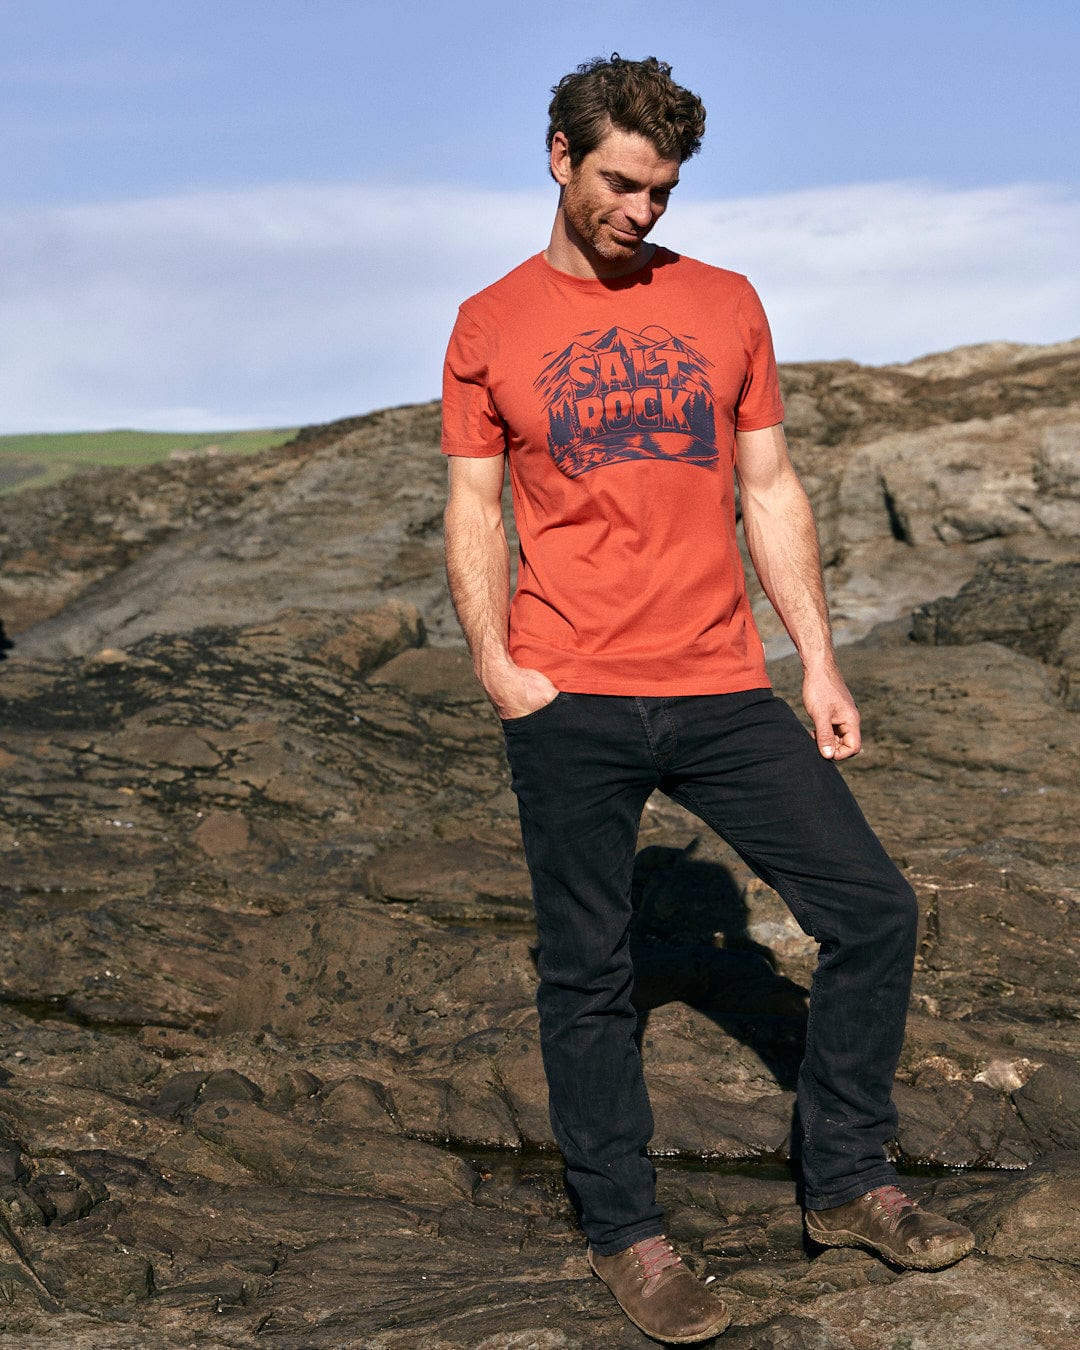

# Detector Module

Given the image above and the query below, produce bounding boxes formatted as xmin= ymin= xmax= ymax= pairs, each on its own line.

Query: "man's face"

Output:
xmin=552 ymin=124 xmax=681 ymax=275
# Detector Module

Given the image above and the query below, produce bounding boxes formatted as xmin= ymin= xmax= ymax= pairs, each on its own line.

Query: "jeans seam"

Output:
xmin=799 ymin=988 xmax=823 ymax=1167
xmin=635 ymin=697 xmax=677 ymax=772
xmin=634 ymin=697 xmax=660 ymax=769
xmin=659 ymin=698 xmax=678 ymax=768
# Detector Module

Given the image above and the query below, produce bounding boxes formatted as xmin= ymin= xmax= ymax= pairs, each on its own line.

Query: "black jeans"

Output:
xmin=502 ymin=688 xmax=918 ymax=1256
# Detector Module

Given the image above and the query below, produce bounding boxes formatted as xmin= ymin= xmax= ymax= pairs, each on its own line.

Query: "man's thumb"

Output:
xmin=815 ymin=720 xmax=836 ymax=758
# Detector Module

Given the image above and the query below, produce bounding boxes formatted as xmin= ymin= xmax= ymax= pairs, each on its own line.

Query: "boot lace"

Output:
xmin=633 ymin=1235 xmax=683 ymax=1284
xmin=869 ymin=1185 xmax=915 ymax=1231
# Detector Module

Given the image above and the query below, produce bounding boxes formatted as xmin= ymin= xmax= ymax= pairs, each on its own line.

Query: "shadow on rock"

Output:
xmin=626 ymin=845 xmax=809 ymax=1094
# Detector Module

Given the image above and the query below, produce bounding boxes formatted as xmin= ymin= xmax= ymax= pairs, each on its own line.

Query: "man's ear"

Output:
xmin=549 ymin=131 xmax=572 ymax=187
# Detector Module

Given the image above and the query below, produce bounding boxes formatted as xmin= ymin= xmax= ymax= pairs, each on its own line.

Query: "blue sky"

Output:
xmin=2 ymin=0 xmax=1078 ymax=431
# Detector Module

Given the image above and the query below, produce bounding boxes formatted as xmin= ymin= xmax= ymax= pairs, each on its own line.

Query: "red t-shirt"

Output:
xmin=441 ymin=248 xmax=785 ymax=695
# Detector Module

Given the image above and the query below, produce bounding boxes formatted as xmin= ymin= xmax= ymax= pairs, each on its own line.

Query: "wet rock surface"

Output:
xmin=0 ymin=339 xmax=1077 ymax=1344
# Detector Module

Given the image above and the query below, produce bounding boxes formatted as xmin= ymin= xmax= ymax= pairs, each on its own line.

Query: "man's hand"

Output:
xmin=484 ymin=658 xmax=560 ymax=721
xmin=802 ymin=664 xmax=862 ymax=761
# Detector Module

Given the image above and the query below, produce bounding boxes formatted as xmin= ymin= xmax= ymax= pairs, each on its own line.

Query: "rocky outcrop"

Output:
xmin=913 ymin=557 xmax=1080 ymax=707
xmin=4 ymin=341 xmax=1079 ymax=661
xmin=1 ymin=403 xmax=449 ymax=653
xmin=0 ymin=337 xmax=1077 ymax=1344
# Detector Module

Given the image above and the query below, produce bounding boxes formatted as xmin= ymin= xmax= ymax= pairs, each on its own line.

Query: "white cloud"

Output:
xmin=1 ymin=179 xmax=1077 ymax=433
xmin=678 ymin=181 xmax=1080 ymax=364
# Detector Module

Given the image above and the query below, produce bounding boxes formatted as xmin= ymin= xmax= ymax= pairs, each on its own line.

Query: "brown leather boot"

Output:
xmin=588 ymin=1234 xmax=730 ymax=1344
xmin=805 ymin=1184 xmax=975 ymax=1270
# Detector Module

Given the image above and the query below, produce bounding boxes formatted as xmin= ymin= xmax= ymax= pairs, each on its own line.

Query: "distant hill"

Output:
xmin=0 ymin=426 xmax=298 ymax=495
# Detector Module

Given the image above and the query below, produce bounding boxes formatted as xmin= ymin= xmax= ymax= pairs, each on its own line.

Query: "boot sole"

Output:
xmin=805 ymin=1223 xmax=975 ymax=1271
xmin=588 ymin=1261 xmax=731 ymax=1344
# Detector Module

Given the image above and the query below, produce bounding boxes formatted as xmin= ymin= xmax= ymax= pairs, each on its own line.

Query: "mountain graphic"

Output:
xmin=534 ymin=324 xmax=718 ymax=479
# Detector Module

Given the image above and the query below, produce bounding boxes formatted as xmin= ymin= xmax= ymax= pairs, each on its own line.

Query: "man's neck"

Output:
xmin=544 ymin=212 xmax=656 ymax=281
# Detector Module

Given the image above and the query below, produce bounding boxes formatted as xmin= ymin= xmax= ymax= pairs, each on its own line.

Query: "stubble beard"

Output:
xmin=595 ymin=222 xmax=645 ymax=260
xmin=563 ymin=185 xmax=648 ymax=265
xmin=576 ymin=212 xmax=649 ymax=266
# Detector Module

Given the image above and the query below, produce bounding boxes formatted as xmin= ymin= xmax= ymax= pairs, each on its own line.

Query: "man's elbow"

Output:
xmin=444 ymin=493 xmax=504 ymax=537
xmin=742 ymin=463 xmax=809 ymax=510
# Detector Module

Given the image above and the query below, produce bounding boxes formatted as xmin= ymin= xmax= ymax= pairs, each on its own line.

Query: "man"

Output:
xmin=442 ymin=55 xmax=974 ymax=1345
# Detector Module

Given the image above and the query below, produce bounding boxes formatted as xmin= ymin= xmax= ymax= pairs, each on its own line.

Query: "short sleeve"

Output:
xmin=441 ymin=308 xmax=507 ymax=458
xmin=734 ymin=282 xmax=785 ymax=432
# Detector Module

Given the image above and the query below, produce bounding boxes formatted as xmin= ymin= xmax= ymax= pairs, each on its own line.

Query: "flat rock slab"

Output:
xmin=363 ymin=838 xmax=534 ymax=918
xmin=975 ymin=1151 xmax=1080 ymax=1263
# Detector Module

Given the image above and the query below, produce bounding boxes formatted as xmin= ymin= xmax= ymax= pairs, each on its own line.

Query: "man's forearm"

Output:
xmin=739 ymin=453 xmax=861 ymax=758
xmin=740 ymin=467 xmax=837 ymax=669
xmin=444 ymin=497 xmax=514 ymax=684
xmin=443 ymin=458 xmax=559 ymax=720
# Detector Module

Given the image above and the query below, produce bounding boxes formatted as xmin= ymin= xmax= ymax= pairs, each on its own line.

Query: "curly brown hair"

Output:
xmin=546 ymin=54 xmax=706 ymax=167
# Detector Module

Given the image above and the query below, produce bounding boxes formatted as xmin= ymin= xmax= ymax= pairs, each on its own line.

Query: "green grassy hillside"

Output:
xmin=0 ymin=427 xmax=298 ymax=494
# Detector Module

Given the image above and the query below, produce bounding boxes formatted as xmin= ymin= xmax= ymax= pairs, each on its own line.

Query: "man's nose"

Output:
xmin=624 ymin=192 xmax=655 ymax=227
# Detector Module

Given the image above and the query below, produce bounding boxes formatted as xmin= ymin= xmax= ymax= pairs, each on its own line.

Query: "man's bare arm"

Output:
xmin=735 ymin=422 xmax=861 ymax=760
xmin=444 ymin=455 xmax=559 ymax=719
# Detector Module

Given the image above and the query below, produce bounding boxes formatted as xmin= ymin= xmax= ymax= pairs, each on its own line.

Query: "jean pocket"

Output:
xmin=500 ymin=692 xmax=566 ymax=729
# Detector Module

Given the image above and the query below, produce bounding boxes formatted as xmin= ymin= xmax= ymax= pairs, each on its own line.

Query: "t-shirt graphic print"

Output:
xmin=535 ymin=323 xmax=718 ymax=478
